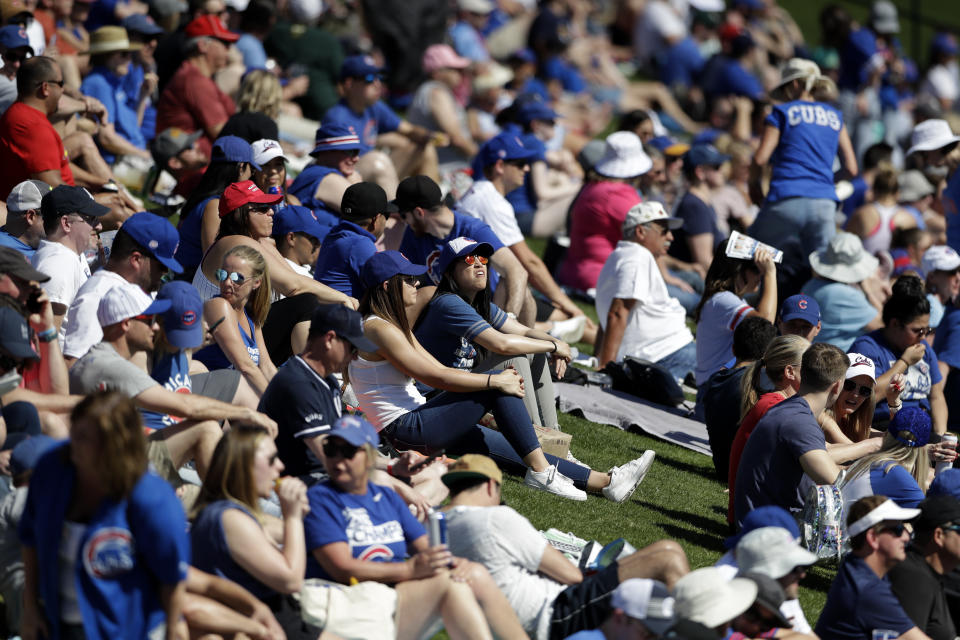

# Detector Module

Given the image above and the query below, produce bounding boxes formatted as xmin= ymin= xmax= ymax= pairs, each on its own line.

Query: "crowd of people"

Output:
xmin=2 ymin=0 xmax=960 ymax=637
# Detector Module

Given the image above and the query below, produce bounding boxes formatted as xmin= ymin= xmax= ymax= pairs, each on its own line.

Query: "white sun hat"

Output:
xmin=594 ymin=131 xmax=652 ymax=179
xmin=674 ymin=567 xmax=757 ymax=629
xmin=735 ymin=527 xmax=818 ymax=580
xmin=809 ymin=232 xmax=879 ymax=284
xmin=906 ymin=119 xmax=960 ymax=157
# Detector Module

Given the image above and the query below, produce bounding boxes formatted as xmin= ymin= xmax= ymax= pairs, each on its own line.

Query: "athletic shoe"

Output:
xmin=565 ymin=449 xmax=585 ymax=467
xmin=548 ymin=315 xmax=587 ymax=344
xmin=603 ymin=450 xmax=656 ymax=503
xmin=524 ymin=465 xmax=588 ymax=501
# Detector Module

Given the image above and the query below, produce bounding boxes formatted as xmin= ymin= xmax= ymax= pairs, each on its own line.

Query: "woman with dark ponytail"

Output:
xmin=850 ymin=274 xmax=947 ymax=432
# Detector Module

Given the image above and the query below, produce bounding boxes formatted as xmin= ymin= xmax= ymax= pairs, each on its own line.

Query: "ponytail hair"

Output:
xmin=739 ymin=334 xmax=810 ymax=419
xmin=811 ymin=75 xmax=837 ymax=102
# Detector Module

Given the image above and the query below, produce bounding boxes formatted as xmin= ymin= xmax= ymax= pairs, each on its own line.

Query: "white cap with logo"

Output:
xmin=623 ymin=201 xmax=683 ymax=234
xmin=97 ymin=283 xmax=171 ymax=327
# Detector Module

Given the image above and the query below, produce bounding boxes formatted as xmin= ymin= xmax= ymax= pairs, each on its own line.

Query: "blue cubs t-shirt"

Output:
xmin=764 ymin=101 xmax=843 ymax=203
xmin=669 ymin=191 xmax=723 ymax=265
xmin=703 ymin=57 xmax=764 ymax=100
xmin=816 ymin=555 xmax=915 ymax=639
xmin=287 ymin=165 xmax=344 ymax=235
xmin=940 ymin=166 xmax=960 ymax=254
xmin=141 ymin=351 xmax=192 ymax=430
xmin=81 ymin=67 xmax=145 ymax=164
xmin=415 ymin=294 xmax=509 ymax=369
xmin=322 ymin=100 xmax=402 ymax=154
xmin=850 ymin=328 xmax=943 ymax=422
xmin=313 ymin=220 xmax=378 ymax=298
xmin=837 ymin=27 xmax=878 ymax=91
xmin=933 ymin=304 xmax=960 ymax=429
xmin=399 ymin=212 xmax=505 ymax=288
xmin=303 ymin=481 xmax=426 ymax=579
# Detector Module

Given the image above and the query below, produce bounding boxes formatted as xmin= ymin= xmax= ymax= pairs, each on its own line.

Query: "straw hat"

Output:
xmin=85 ymin=26 xmax=141 ymax=55
xmin=809 ymin=232 xmax=879 ymax=284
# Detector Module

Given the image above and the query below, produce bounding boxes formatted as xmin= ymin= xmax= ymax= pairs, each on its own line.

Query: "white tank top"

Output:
xmin=192 ymin=268 xmax=222 ymax=303
xmin=347 ymin=317 xmax=426 ymax=430
xmin=861 ymin=202 xmax=898 ymax=255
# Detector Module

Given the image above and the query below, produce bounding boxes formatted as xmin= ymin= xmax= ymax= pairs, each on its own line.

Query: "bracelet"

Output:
xmin=897 ymin=357 xmax=909 ymax=368
xmin=37 ymin=328 xmax=56 ymax=343
xmin=486 ymin=374 xmax=491 ymax=389
xmin=550 ymin=341 xmax=558 ymax=353
xmin=889 ymin=402 xmax=903 ymax=411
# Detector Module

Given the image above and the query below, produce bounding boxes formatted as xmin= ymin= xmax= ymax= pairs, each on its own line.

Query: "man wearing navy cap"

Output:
xmin=61 ymin=211 xmax=183 ymax=363
xmin=31 ymin=185 xmax=109 ymax=329
xmin=314 ymin=182 xmax=391 ymax=298
xmin=397 ymin=175 xmax=532 ymax=324
xmin=272 ymin=205 xmax=326 ymax=278
xmin=778 ymin=294 xmax=822 ymax=341
xmin=259 ymin=303 xmax=375 ymax=484
xmin=0 ymin=24 xmax=31 ymax=114
xmin=323 ymin=55 xmax=442 ymax=193
xmin=669 ymin=144 xmax=728 ymax=273
xmin=461 ymin=132 xmax=592 ymax=342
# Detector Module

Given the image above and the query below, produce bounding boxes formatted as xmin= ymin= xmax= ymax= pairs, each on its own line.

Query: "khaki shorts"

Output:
xmin=300 ymin=579 xmax=397 ymax=640
xmin=146 ymin=434 xmax=182 ymax=488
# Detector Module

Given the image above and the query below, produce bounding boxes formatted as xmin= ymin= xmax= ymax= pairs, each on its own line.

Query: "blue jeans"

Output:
xmin=384 ymin=389 xmax=591 ymax=488
xmin=657 ymin=340 xmax=697 ymax=383
xmin=748 ymin=196 xmax=839 ymax=257
xmin=665 ymin=269 xmax=704 ymax=316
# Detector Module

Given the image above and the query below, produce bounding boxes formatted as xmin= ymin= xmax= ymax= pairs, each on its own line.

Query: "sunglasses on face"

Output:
xmin=644 ymin=222 xmax=671 ymax=236
xmin=877 ymin=522 xmax=911 ymax=538
xmin=906 ymin=325 xmax=932 ymax=337
xmin=322 ymin=439 xmax=361 ymax=459
xmin=69 ymin=213 xmax=97 ymax=226
xmin=505 ymin=159 xmax=529 ymax=168
xmin=842 ymin=379 xmax=873 ymax=398
xmin=296 ymin=232 xmax=321 ymax=248
xmin=249 ymin=205 xmax=273 ymax=214
xmin=216 ymin=269 xmax=249 ymax=284
xmin=463 ymin=254 xmax=488 ymax=266
xmin=37 ymin=78 xmax=64 ymax=88
xmin=133 ymin=314 xmax=155 ymax=325
xmin=400 ymin=274 xmax=419 ymax=286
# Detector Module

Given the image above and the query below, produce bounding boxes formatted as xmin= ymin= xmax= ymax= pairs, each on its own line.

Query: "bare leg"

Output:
xmin=63 ymin=131 xmax=112 ymax=183
xmin=530 ymin=192 xmax=578 ymax=238
xmin=616 ymin=539 xmax=690 ymax=588
xmin=458 ymin=561 xmax=529 ymax=640
xmin=231 ymin=376 xmax=260 ymax=411
xmin=152 ymin=419 xmax=223 ymax=479
xmin=354 ymin=149 xmax=400 ymax=199
xmin=39 ymin=411 xmax=69 ymax=439
xmin=291 ymin=320 xmax=310 ymax=359
xmin=182 ymin=593 xmax=269 ymax=639
xmin=395 ymin=575 xmax=493 ymax=640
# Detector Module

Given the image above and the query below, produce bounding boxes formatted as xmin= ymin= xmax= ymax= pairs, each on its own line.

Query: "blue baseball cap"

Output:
xmin=0 ymin=24 xmax=31 ymax=51
xmin=122 ymin=13 xmax=165 ymax=37
xmin=360 ymin=250 xmax=427 ymax=290
xmin=157 ymin=281 xmax=202 ymax=348
xmin=340 ymin=54 xmax=383 ymax=80
xmin=929 ymin=468 xmax=960 ymax=500
xmin=429 ymin=236 xmax=494 ymax=284
xmin=508 ymin=48 xmax=536 ymax=64
xmin=273 ymin=205 xmax=327 ymax=241
xmin=10 ymin=435 xmax=56 ymax=477
xmin=310 ymin=303 xmax=377 ymax=352
xmin=120 ymin=211 xmax=184 ymax=274
xmin=477 ymin=132 xmax=538 ymax=169
xmin=0 ymin=306 xmax=37 ymax=360
xmin=327 ymin=415 xmax=379 ymax=447
xmin=683 ymin=144 xmax=730 ymax=169
xmin=933 ymin=33 xmax=959 ymax=55
xmin=211 ymin=135 xmax=261 ymax=171
xmin=888 ymin=406 xmax=931 ymax=448
xmin=311 ymin=122 xmax=362 ymax=155
xmin=724 ymin=505 xmax=799 ymax=549
xmin=518 ymin=101 xmax=559 ymax=124
xmin=779 ymin=294 xmax=820 ymax=326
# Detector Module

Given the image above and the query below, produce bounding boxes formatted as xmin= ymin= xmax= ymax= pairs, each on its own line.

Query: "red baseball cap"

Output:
xmin=184 ymin=14 xmax=239 ymax=42
xmin=219 ymin=180 xmax=283 ymax=217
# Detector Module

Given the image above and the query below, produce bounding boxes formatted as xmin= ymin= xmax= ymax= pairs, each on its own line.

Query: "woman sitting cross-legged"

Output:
xmin=349 ymin=250 xmax=655 ymax=502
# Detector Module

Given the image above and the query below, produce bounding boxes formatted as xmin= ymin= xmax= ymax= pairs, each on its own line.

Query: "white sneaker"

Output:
xmin=524 ymin=465 xmax=588 ymax=501
xmin=603 ymin=450 xmax=656 ymax=503
xmin=565 ymin=449 xmax=585 ymax=467
xmin=549 ymin=315 xmax=587 ymax=344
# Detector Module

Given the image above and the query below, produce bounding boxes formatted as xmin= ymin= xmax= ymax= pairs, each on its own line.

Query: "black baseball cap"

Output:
xmin=914 ymin=494 xmax=960 ymax=531
xmin=309 ymin=303 xmax=377 ymax=352
xmin=393 ymin=175 xmax=443 ymax=212
xmin=0 ymin=246 xmax=49 ymax=282
xmin=340 ymin=182 xmax=397 ymax=223
xmin=40 ymin=185 xmax=110 ymax=221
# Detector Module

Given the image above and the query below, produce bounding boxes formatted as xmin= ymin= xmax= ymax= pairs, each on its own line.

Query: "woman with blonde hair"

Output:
xmin=195 ymin=244 xmax=277 ymax=395
xmin=726 ymin=334 xmax=808 ymax=524
xmin=236 ymin=69 xmax=282 ymax=120
xmin=21 ymin=391 xmax=190 ymax=640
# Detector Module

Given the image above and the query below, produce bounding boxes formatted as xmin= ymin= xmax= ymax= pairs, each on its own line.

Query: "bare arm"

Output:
xmin=30 ymin=169 xmax=65 ymax=188
xmin=838 ymin=125 xmax=858 ymax=177
xmin=930 ymin=380 xmax=947 ymax=435
xmin=27 ymin=290 xmax=69 ymax=394
xmin=798 ymin=448 xmax=841 ymax=485
xmin=158 ymin=581 xmax=188 ymax=640
xmin=749 ymin=124 xmax=780 ymax=203
xmin=536 ymin=543 xmax=583 ymax=585
xmin=687 ymin=233 xmax=715 ymax=274
xmin=528 ymin=161 xmax=582 ymax=202
xmin=597 ymin=297 xmax=635 ymax=368
xmin=825 ymin=437 xmax=883 ymax=463
xmin=510 ymin=241 xmax=582 ymax=317
xmin=312 ymin=173 xmax=352 ymax=213
xmin=254 ymin=325 xmax=277 ymax=384
xmin=254 ymin=238 xmax=357 ymax=308
xmin=200 ymin=199 xmax=222 ymax=255
xmin=490 ymin=246 xmax=528 ymax=317
xmin=203 ymin=298 xmax=271 ymax=395
xmin=136 ymin=384 xmax=277 ymax=434
xmin=844 ymin=204 xmax=878 ymax=239
xmin=427 ymin=85 xmax=477 ymax=157
xmin=746 ymin=249 xmax=777 ymax=322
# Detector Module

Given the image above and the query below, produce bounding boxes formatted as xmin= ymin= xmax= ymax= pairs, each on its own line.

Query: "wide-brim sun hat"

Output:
xmin=809 ymin=232 xmax=880 ymax=284
xmin=84 ymin=25 xmax=142 ymax=55
xmin=734 ymin=527 xmax=818 ymax=580
xmin=594 ymin=131 xmax=652 ymax=179
xmin=674 ymin=567 xmax=758 ymax=629
xmin=906 ymin=119 xmax=960 ymax=157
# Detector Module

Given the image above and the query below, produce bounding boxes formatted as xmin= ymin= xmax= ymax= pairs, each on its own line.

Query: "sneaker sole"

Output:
xmin=524 ymin=477 xmax=588 ymax=501
xmin=606 ymin=450 xmax=656 ymax=504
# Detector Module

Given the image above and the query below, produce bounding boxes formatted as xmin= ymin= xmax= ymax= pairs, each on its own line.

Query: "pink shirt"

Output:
xmin=558 ymin=181 xmax=641 ymax=291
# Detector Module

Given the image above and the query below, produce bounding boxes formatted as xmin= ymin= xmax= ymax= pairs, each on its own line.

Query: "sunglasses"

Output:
xmin=3 ymin=50 xmax=30 ymax=63
xmin=463 ymin=254 xmax=488 ymax=266
xmin=37 ymin=78 xmax=64 ymax=88
xmin=907 ymin=325 xmax=933 ymax=337
xmin=296 ymin=232 xmax=321 ymax=248
xmin=216 ymin=269 xmax=249 ymax=284
xmin=942 ymin=523 xmax=960 ymax=534
xmin=842 ymin=379 xmax=872 ymax=398
xmin=877 ymin=522 xmax=911 ymax=538
xmin=69 ymin=213 xmax=98 ymax=226
xmin=505 ymin=159 xmax=529 ymax=168
xmin=133 ymin=314 xmax=156 ymax=325
xmin=249 ymin=205 xmax=273 ymax=214
xmin=400 ymin=274 xmax=419 ymax=286
xmin=644 ymin=222 xmax=671 ymax=236
xmin=322 ymin=439 xmax=361 ymax=459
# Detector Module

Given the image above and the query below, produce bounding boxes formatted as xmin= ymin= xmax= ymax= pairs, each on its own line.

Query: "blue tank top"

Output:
xmin=287 ymin=165 xmax=343 ymax=236
xmin=191 ymin=500 xmax=274 ymax=600
xmin=176 ymin=195 xmax=218 ymax=270
xmin=193 ymin=306 xmax=260 ymax=371
xmin=942 ymin=169 xmax=960 ymax=254
xmin=764 ymin=101 xmax=843 ymax=203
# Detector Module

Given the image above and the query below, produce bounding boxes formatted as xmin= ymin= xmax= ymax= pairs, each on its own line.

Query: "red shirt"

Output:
xmin=727 ymin=391 xmax=786 ymax=524
xmin=0 ymin=102 xmax=74 ymax=199
xmin=156 ymin=61 xmax=235 ymax=158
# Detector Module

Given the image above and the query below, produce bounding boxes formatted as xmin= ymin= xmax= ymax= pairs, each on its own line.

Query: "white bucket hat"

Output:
xmin=906 ymin=119 xmax=960 ymax=157
xmin=594 ymin=132 xmax=652 ymax=179
xmin=735 ymin=527 xmax=818 ymax=580
xmin=809 ymin=232 xmax=880 ymax=284
xmin=674 ymin=567 xmax=757 ymax=629
xmin=772 ymin=58 xmax=822 ymax=93
xmin=473 ymin=63 xmax=513 ymax=92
